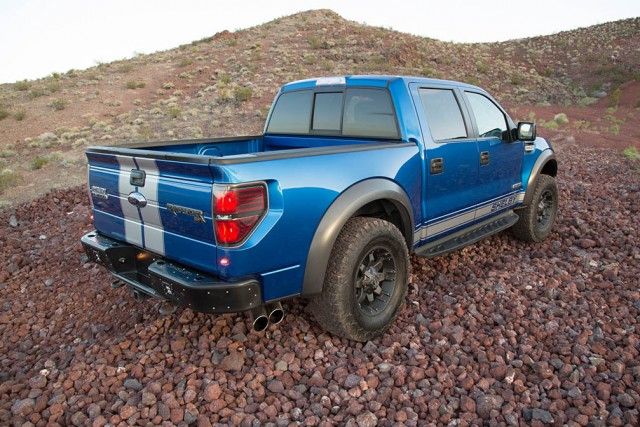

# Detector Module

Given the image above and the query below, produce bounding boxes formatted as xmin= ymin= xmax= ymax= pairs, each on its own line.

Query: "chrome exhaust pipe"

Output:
xmin=266 ymin=302 xmax=284 ymax=325
xmin=250 ymin=306 xmax=269 ymax=332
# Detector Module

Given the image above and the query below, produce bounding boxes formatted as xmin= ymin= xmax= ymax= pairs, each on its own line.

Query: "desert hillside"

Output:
xmin=0 ymin=10 xmax=638 ymax=206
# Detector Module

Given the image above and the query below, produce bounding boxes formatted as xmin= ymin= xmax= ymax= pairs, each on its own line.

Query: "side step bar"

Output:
xmin=415 ymin=211 xmax=519 ymax=259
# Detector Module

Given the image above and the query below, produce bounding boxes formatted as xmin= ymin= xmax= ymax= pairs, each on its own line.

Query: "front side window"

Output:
xmin=465 ymin=92 xmax=508 ymax=139
xmin=418 ymin=88 xmax=468 ymax=141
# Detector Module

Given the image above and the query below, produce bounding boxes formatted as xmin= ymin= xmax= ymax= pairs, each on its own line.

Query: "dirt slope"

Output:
xmin=0 ymin=10 xmax=638 ymax=206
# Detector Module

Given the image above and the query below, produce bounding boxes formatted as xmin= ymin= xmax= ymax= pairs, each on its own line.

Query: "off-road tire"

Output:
xmin=512 ymin=174 xmax=558 ymax=242
xmin=310 ymin=217 xmax=409 ymax=342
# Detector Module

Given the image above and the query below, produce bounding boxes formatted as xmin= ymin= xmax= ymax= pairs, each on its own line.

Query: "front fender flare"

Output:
xmin=523 ymin=150 xmax=557 ymax=206
xmin=300 ymin=179 xmax=414 ymax=297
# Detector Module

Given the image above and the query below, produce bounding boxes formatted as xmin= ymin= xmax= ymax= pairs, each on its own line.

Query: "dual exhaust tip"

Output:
xmin=250 ymin=302 xmax=284 ymax=332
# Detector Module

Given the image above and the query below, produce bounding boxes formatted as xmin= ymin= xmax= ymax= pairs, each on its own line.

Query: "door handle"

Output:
xmin=430 ymin=158 xmax=443 ymax=174
xmin=480 ymin=151 xmax=490 ymax=166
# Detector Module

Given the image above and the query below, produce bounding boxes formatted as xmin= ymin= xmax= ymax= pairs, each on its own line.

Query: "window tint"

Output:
xmin=312 ymin=92 xmax=342 ymax=131
xmin=343 ymin=89 xmax=398 ymax=138
xmin=466 ymin=92 xmax=508 ymax=139
xmin=266 ymin=90 xmax=313 ymax=134
xmin=418 ymin=88 xmax=467 ymax=141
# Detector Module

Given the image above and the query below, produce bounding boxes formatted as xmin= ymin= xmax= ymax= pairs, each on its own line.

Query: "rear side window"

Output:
xmin=343 ymin=89 xmax=398 ymax=138
xmin=266 ymin=90 xmax=313 ymax=134
xmin=418 ymin=88 xmax=468 ymax=141
xmin=267 ymin=88 xmax=399 ymax=139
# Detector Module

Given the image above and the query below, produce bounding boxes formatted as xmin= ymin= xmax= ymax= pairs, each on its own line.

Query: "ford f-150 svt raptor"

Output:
xmin=82 ymin=75 xmax=558 ymax=341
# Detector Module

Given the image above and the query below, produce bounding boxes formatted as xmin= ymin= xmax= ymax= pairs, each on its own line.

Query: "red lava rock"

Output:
xmin=579 ymin=239 xmax=597 ymax=249
xmin=28 ymin=374 xmax=47 ymax=389
xmin=119 ymin=405 xmax=136 ymax=419
xmin=203 ymin=383 xmax=222 ymax=402
xmin=11 ymin=398 xmax=35 ymax=418
xmin=220 ymin=350 xmax=244 ymax=371
xmin=171 ymin=338 xmax=187 ymax=352
xmin=476 ymin=394 xmax=504 ymax=419
xmin=356 ymin=411 xmax=378 ymax=427
xmin=142 ymin=391 xmax=157 ymax=406
xmin=460 ymin=395 xmax=476 ymax=413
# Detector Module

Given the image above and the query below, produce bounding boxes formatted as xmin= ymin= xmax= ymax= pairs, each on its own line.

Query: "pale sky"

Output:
xmin=1 ymin=0 xmax=638 ymax=84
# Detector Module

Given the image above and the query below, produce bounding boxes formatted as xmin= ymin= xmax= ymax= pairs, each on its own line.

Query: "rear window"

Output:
xmin=343 ymin=89 xmax=398 ymax=138
xmin=266 ymin=90 xmax=313 ymax=134
xmin=266 ymin=88 xmax=399 ymax=139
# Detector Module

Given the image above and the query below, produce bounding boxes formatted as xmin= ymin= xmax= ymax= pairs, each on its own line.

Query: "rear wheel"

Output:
xmin=310 ymin=217 xmax=409 ymax=341
xmin=512 ymin=174 xmax=558 ymax=242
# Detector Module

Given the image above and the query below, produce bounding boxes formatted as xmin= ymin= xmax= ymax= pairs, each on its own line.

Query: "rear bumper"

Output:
xmin=81 ymin=231 xmax=262 ymax=313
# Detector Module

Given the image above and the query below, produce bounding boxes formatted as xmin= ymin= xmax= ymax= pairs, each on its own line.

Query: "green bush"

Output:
xmin=166 ymin=105 xmax=181 ymax=118
xmin=50 ymin=98 xmax=67 ymax=110
xmin=47 ymin=82 xmax=61 ymax=93
xmin=234 ymin=87 xmax=252 ymax=103
xmin=0 ymin=170 xmax=21 ymax=194
xmin=553 ymin=113 xmax=569 ymax=124
xmin=15 ymin=80 xmax=30 ymax=91
xmin=30 ymin=156 xmax=49 ymax=170
xmin=622 ymin=147 xmax=639 ymax=160
xmin=0 ymin=106 xmax=8 ymax=120
xmin=28 ymin=88 xmax=47 ymax=99
xmin=125 ymin=81 xmax=145 ymax=89
xmin=13 ymin=110 xmax=26 ymax=121
xmin=179 ymin=58 xmax=193 ymax=67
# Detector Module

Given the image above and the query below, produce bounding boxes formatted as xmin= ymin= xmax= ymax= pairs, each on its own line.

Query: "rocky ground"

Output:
xmin=0 ymin=136 xmax=638 ymax=426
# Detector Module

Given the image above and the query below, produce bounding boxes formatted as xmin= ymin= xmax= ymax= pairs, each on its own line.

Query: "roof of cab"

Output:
xmin=281 ymin=75 xmax=484 ymax=92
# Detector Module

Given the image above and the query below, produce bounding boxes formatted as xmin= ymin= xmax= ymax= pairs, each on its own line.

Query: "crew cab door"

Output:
xmin=410 ymin=83 xmax=482 ymax=242
xmin=462 ymin=91 xmax=523 ymax=205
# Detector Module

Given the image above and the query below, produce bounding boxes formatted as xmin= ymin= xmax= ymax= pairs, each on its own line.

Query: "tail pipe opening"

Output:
xmin=266 ymin=302 xmax=284 ymax=325
xmin=250 ymin=306 xmax=269 ymax=332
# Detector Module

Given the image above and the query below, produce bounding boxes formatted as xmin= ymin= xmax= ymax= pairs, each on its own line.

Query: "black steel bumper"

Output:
xmin=81 ymin=231 xmax=262 ymax=313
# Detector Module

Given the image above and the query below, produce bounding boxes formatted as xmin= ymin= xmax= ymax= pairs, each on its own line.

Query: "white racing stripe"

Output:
xmin=135 ymin=158 xmax=165 ymax=255
xmin=116 ymin=156 xmax=143 ymax=246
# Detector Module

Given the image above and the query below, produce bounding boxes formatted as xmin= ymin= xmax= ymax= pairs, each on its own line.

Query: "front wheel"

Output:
xmin=310 ymin=217 xmax=409 ymax=341
xmin=512 ymin=174 xmax=558 ymax=242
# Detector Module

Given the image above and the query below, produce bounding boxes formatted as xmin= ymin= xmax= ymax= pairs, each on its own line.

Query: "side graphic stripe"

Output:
xmin=116 ymin=156 xmax=143 ymax=246
xmin=135 ymin=157 xmax=165 ymax=255
xmin=415 ymin=191 xmax=525 ymax=244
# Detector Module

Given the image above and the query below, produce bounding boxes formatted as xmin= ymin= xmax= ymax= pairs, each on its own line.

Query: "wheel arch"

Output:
xmin=523 ymin=150 xmax=557 ymax=206
xmin=301 ymin=179 xmax=414 ymax=297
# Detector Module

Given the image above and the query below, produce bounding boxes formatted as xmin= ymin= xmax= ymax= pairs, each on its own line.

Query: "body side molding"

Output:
xmin=300 ymin=179 xmax=414 ymax=296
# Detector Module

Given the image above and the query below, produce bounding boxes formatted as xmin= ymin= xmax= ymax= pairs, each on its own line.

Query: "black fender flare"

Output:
xmin=523 ymin=150 xmax=557 ymax=206
xmin=300 ymin=179 xmax=414 ymax=297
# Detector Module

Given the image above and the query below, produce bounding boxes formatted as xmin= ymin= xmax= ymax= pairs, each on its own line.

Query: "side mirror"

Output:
xmin=517 ymin=122 xmax=536 ymax=141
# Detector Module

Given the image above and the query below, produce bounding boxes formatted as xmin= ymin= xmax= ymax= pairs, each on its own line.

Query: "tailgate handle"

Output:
xmin=130 ymin=169 xmax=146 ymax=187
xmin=128 ymin=192 xmax=147 ymax=208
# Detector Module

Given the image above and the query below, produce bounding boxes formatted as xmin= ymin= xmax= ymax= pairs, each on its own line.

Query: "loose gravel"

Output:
xmin=1 ymin=141 xmax=639 ymax=426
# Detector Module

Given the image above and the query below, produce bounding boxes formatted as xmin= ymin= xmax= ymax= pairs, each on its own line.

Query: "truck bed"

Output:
xmin=87 ymin=135 xmax=403 ymax=165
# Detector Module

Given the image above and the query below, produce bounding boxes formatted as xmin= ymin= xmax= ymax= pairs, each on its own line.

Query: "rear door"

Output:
xmin=410 ymin=83 xmax=482 ymax=241
xmin=87 ymin=151 xmax=219 ymax=274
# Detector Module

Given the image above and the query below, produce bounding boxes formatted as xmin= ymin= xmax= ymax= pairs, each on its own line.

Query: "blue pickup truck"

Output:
xmin=81 ymin=75 xmax=558 ymax=341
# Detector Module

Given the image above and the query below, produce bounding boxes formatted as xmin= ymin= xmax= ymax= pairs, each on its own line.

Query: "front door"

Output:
xmin=463 ymin=91 xmax=523 ymax=207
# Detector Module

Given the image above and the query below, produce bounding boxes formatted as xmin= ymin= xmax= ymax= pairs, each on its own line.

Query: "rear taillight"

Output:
xmin=213 ymin=184 xmax=267 ymax=245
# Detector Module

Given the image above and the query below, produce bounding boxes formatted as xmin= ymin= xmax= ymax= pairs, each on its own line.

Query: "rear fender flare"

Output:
xmin=301 ymin=179 xmax=414 ymax=296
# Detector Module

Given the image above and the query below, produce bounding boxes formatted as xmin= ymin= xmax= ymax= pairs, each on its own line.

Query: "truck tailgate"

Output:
xmin=87 ymin=151 xmax=218 ymax=274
